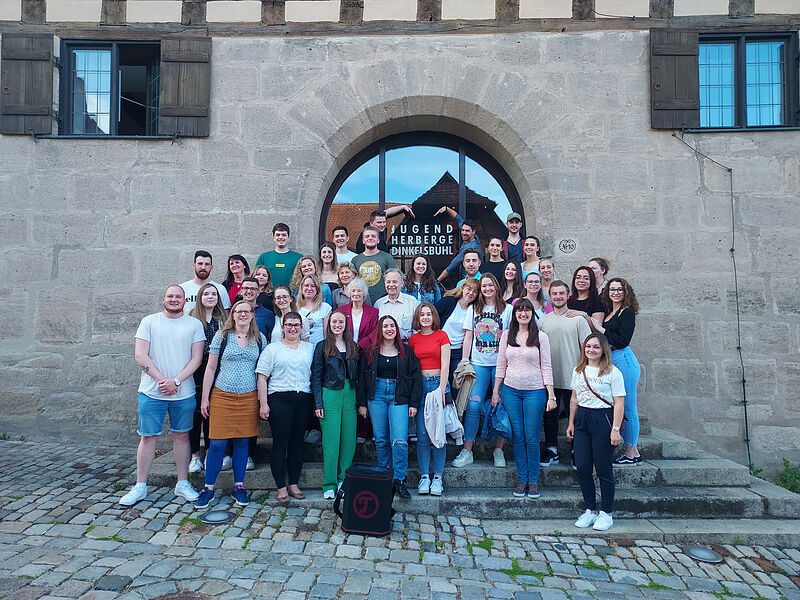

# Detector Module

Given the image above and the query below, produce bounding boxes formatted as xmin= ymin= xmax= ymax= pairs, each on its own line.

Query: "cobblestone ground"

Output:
xmin=0 ymin=440 xmax=799 ymax=600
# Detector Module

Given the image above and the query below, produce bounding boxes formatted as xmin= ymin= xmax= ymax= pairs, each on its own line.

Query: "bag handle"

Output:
xmin=581 ymin=370 xmax=627 ymax=421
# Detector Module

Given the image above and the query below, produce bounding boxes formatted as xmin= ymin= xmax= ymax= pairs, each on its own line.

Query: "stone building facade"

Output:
xmin=0 ymin=0 xmax=798 ymax=473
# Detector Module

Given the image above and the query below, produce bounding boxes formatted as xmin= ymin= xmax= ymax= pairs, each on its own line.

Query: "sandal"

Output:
xmin=277 ymin=494 xmax=290 ymax=506
xmin=288 ymin=489 xmax=305 ymax=499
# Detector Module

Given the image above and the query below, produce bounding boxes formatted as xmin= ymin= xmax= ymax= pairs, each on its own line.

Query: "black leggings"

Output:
xmin=190 ymin=368 xmax=210 ymax=454
xmin=573 ymin=406 xmax=616 ymax=513
xmin=268 ymin=391 xmax=311 ymax=487
xmin=543 ymin=388 xmax=572 ymax=448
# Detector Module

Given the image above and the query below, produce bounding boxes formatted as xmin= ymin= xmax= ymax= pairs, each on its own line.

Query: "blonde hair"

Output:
xmin=298 ymin=274 xmax=323 ymax=312
xmin=219 ymin=300 xmax=260 ymax=344
xmin=290 ymin=255 xmax=317 ymax=290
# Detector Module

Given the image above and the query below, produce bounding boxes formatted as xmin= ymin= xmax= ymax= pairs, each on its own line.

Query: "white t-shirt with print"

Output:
xmin=135 ymin=312 xmax=206 ymax=401
xmin=181 ymin=279 xmax=231 ymax=313
xmin=570 ymin=365 xmax=626 ymax=409
xmin=463 ymin=304 xmax=513 ymax=367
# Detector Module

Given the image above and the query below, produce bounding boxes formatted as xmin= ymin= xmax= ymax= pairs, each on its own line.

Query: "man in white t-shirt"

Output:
xmin=119 ymin=285 xmax=206 ymax=506
xmin=537 ymin=280 xmax=592 ymax=467
xmin=374 ymin=269 xmax=419 ymax=341
xmin=332 ymin=225 xmax=357 ymax=265
xmin=181 ymin=250 xmax=231 ymax=313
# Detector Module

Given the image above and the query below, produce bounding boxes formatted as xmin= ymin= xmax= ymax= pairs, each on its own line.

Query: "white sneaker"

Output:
xmin=323 ymin=489 xmax=336 ymax=500
xmin=174 ymin=480 xmax=199 ymax=502
xmin=430 ymin=475 xmax=443 ymax=496
xmin=574 ymin=509 xmax=598 ymax=528
xmin=417 ymin=475 xmax=431 ymax=495
xmin=493 ymin=448 xmax=507 ymax=468
xmin=119 ymin=483 xmax=147 ymax=506
xmin=246 ymin=456 xmax=255 ymax=470
xmin=188 ymin=456 xmax=203 ymax=473
xmin=593 ymin=511 xmax=613 ymax=531
xmin=221 ymin=455 xmax=232 ymax=471
xmin=452 ymin=449 xmax=474 ymax=468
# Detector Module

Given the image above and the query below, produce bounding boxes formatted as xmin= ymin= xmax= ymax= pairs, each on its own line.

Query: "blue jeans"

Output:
xmin=502 ymin=385 xmax=547 ymax=484
xmin=417 ymin=375 xmax=447 ymax=476
xmin=464 ymin=364 xmax=496 ymax=442
xmin=368 ymin=378 xmax=409 ymax=480
xmin=611 ymin=347 xmax=641 ymax=447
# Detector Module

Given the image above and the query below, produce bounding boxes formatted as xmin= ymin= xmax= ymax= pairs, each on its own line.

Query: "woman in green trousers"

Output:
xmin=311 ymin=309 xmax=359 ymax=499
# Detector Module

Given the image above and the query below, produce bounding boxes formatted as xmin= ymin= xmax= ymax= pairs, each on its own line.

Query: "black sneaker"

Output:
xmin=613 ymin=454 xmax=642 ymax=465
xmin=393 ymin=479 xmax=411 ymax=500
xmin=540 ymin=448 xmax=559 ymax=467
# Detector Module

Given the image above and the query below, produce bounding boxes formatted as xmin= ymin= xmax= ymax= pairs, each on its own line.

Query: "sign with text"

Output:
xmin=388 ymin=221 xmax=457 ymax=259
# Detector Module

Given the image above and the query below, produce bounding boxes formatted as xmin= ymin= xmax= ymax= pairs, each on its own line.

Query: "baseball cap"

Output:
xmin=506 ymin=212 xmax=522 ymax=222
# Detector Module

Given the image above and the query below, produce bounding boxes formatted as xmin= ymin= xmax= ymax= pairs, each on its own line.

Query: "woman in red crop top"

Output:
xmin=408 ymin=302 xmax=450 ymax=497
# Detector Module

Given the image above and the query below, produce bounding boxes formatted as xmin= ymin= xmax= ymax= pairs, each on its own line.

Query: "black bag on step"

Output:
xmin=333 ymin=464 xmax=396 ymax=537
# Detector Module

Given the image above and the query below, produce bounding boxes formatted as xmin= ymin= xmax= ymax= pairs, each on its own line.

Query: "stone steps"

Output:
xmin=146 ymin=425 xmax=796 ymax=520
xmin=178 ymin=483 xmax=794 ymax=521
xmin=164 ymin=456 xmax=749 ymax=490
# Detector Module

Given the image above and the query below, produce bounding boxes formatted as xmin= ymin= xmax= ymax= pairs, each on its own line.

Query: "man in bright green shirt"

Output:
xmin=254 ymin=223 xmax=302 ymax=288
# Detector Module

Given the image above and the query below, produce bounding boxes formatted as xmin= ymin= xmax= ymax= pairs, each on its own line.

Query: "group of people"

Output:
xmin=120 ymin=209 xmax=641 ymax=531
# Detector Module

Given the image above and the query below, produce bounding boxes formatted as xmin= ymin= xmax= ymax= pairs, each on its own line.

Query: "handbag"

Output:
xmin=581 ymin=370 xmax=626 ymax=427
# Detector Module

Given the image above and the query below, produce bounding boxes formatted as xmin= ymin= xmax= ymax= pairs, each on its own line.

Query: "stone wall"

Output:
xmin=0 ymin=29 xmax=798 ymax=473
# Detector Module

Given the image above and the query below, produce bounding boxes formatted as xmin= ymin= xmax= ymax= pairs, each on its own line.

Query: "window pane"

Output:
xmin=745 ymin=41 xmax=784 ymax=126
xmin=699 ymin=43 xmax=736 ymax=127
xmin=71 ymin=48 xmax=112 ymax=134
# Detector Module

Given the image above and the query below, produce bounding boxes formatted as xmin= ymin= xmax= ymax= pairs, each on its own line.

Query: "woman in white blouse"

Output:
xmin=256 ymin=311 xmax=315 ymax=506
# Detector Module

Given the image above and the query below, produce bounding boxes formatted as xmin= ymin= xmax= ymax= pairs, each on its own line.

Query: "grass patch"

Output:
xmin=466 ymin=536 xmax=494 ymax=555
xmin=5 ymin=495 xmax=22 ymax=501
xmin=97 ymin=534 xmax=123 ymax=542
xmin=553 ymin=530 xmax=563 ymax=537
xmin=179 ymin=516 xmax=203 ymax=527
xmin=242 ymin=536 xmax=254 ymax=549
xmin=0 ymin=433 xmax=8 ymax=440
xmin=733 ymin=537 xmax=745 ymax=546
xmin=435 ymin=541 xmax=444 ymax=548
xmin=580 ymin=559 xmax=609 ymax=571
xmin=500 ymin=558 xmax=547 ymax=582
xmin=775 ymin=459 xmax=800 ymax=493
xmin=84 ymin=525 xmax=97 ymax=534
xmin=113 ymin=483 xmax=126 ymax=492
xmin=418 ymin=548 xmax=425 ymax=561
xmin=646 ymin=569 xmax=672 ymax=576
xmin=252 ymin=492 xmax=270 ymax=504
xmin=646 ymin=580 xmax=670 ymax=591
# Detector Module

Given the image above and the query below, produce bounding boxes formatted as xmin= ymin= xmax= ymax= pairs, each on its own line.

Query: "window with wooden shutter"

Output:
xmin=0 ymin=33 xmax=54 ymax=135
xmin=158 ymin=37 xmax=211 ymax=138
xmin=650 ymin=29 xmax=700 ymax=130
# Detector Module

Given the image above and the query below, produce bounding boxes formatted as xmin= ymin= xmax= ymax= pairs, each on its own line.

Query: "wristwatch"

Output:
xmin=612 ymin=426 xmax=620 ymax=432
xmin=174 ymin=378 xmax=181 ymax=387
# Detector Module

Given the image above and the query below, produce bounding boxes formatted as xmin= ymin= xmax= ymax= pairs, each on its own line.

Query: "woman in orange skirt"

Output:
xmin=197 ymin=301 xmax=268 ymax=509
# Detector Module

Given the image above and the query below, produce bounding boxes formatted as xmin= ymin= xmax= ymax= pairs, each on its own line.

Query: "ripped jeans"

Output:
xmin=368 ymin=378 xmax=410 ymax=480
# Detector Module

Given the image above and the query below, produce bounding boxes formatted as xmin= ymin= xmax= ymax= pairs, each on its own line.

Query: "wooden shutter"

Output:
xmin=650 ymin=29 xmax=700 ymax=130
xmin=158 ymin=36 xmax=211 ymax=137
xmin=0 ymin=33 xmax=53 ymax=135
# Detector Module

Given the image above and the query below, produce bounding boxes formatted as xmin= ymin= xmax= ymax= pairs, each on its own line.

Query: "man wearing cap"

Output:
xmin=503 ymin=212 xmax=524 ymax=263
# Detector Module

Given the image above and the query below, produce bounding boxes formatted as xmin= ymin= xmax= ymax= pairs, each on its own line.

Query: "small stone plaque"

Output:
xmin=558 ymin=239 xmax=576 ymax=253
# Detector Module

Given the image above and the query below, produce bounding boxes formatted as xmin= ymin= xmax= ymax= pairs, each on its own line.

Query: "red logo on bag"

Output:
xmin=352 ymin=491 xmax=379 ymax=519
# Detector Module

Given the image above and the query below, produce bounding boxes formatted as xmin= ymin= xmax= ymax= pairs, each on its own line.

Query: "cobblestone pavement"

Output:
xmin=1 ymin=440 xmax=799 ymax=600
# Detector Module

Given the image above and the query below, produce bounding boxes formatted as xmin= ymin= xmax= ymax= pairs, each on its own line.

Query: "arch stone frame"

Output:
xmin=312 ymin=95 xmax=549 ymax=248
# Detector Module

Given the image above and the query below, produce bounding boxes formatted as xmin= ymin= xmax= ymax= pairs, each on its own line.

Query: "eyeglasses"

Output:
xmin=608 ymin=288 xmax=625 ymax=294
xmin=515 ymin=307 xmax=533 ymax=313
xmin=275 ymin=296 xmax=291 ymax=301
xmin=284 ymin=323 xmax=302 ymax=330
xmin=241 ymin=287 xmax=259 ymax=292
xmin=234 ymin=310 xmax=253 ymax=315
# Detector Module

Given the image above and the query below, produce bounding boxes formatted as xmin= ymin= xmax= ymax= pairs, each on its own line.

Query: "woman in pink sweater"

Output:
xmin=492 ymin=298 xmax=556 ymax=499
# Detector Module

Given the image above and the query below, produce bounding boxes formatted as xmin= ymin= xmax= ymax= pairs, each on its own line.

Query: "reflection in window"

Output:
xmin=745 ymin=41 xmax=785 ymax=127
xmin=699 ymin=43 xmax=735 ymax=128
xmin=71 ymin=49 xmax=112 ymax=134
xmin=326 ymin=139 xmax=519 ymax=281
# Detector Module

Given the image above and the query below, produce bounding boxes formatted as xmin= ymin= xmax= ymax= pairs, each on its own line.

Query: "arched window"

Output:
xmin=321 ymin=132 xmax=524 ymax=284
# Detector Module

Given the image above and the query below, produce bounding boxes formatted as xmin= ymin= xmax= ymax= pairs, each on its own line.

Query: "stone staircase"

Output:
xmin=148 ymin=418 xmax=799 ymax=520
